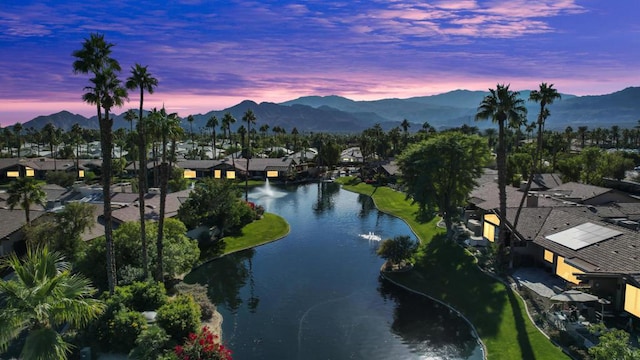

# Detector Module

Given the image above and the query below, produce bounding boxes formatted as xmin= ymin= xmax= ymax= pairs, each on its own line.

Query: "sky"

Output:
xmin=1 ymin=0 xmax=639 ymax=126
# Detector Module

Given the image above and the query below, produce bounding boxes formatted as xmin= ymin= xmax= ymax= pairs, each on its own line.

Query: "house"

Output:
xmin=468 ymin=171 xmax=640 ymax=320
xmin=340 ymin=147 xmax=363 ymax=164
xmin=175 ymin=159 xmax=239 ymax=180
xmin=234 ymin=157 xmax=296 ymax=180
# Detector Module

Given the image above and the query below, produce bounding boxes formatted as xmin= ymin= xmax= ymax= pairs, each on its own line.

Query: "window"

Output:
xmin=556 ymin=256 xmax=583 ymax=284
xmin=214 ymin=170 xmax=221 ymax=179
xmin=183 ymin=169 xmax=196 ymax=179
xmin=226 ymin=171 xmax=236 ymax=179
xmin=6 ymin=171 xmax=19 ymax=178
xmin=26 ymin=167 xmax=34 ymax=177
xmin=483 ymin=221 xmax=496 ymax=242
xmin=544 ymin=249 xmax=554 ymax=263
xmin=624 ymin=284 xmax=640 ymax=318
xmin=267 ymin=170 xmax=279 ymax=178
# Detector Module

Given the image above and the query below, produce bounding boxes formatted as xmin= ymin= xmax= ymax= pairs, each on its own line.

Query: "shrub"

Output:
xmin=376 ymin=235 xmax=418 ymax=265
xmin=129 ymin=325 xmax=171 ymax=360
xmin=174 ymin=282 xmax=216 ymax=321
xmin=99 ymin=306 xmax=148 ymax=353
xmin=45 ymin=170 xmax=77 ymax=188
xmin=174 ymin=326 xmax=232 ymax=360
xmin=128 ymin=281 xmax=168 ymax=312
xmin=157 ymin=294 xmax=201 ymax=342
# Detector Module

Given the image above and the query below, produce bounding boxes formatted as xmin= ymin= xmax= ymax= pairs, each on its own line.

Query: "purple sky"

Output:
xmin=1 ymin=0 xmax=639 ymax=126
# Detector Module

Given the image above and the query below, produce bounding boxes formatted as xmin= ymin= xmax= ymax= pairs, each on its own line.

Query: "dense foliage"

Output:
xmin=376 ymin=235 xmax=418 ymax=266
xmin=177 ymin=178 xmax=256 ymax=236
xmin=156 ymin=294 xmax=201 ymax=343
xmin=174 ymin=326 xmax=232 ymax=360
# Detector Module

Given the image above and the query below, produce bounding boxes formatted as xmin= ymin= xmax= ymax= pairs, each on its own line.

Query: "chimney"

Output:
xmin=527 ymin=194 xmax=538 ymax=208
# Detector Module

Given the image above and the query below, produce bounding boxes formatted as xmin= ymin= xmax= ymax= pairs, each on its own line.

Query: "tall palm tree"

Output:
xmin=512 ymin=83 xmax=560 ymax=240
xmin=187 ymin=115 xmax=195 ymax=151
xmin=70 ymin=123 xmax=83 ymax=175
xmin=72 ymin=33 xmax=128 ymax=294
xmin=577 ymin=126 xmax=588 ymax=148
xmin=206 ymin=115 xmax=219 ymax=160
xmin=243 ymin=109 xmax=257 ymax=201
xmin=43 ymin=123 xmax=59 ymax=171
xmin=13 ymin=122 xmax=22 ymax=158
xmin=150 ymin=107 xmax=182 ymax=281
xmin=475 ymin=84 xmax=527 ymax=266
xmin=7 ymin=177 xmax=46 ymax=226
xmin=221 ymin=112 xmax=236 ymax=167
xmin=126 ymin=64 xmax=158 ymax=281
xmin=0 ymin=246 xmax=104 ymax=360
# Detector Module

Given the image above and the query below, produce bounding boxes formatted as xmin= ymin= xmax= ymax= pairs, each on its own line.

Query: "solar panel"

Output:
xmin=546 ymin=222 xmax=622 ymax=250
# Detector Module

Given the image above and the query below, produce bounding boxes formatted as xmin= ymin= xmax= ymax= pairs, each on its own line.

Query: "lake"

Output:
xmin=185 ymin=182 xmax=483 ymax=359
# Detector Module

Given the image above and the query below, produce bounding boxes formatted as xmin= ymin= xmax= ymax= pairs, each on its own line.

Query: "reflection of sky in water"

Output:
xmin=188 ymin=184 xmax=483 ymax=360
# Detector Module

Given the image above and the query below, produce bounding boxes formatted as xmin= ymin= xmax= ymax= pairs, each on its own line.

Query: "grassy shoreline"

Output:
xmin=337 ymin=179 xmax=568 ymax=360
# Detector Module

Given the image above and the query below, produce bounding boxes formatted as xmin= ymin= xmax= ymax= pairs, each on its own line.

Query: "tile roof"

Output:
xmin=532 ymin=207 xmax=640 ymax=274
xmin=545 ymin=182 xmax=612 ymax=201
xmin=0 ymin=208 xmax=46 ymax=239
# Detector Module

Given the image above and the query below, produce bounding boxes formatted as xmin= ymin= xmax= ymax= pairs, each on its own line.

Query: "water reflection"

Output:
xmin=184 ymin=249 xmax=256 ymax=313
xmin=186 ymin=184 xmax=482 ymax=359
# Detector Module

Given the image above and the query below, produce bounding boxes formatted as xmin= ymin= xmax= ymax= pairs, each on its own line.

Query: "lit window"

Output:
xmin=7 ymin=171 xmax=19 ymax=178
xmin=267 ymin=170 xmax=279 ymax=178
xmin=214 ymin=170 xmax=221 ymax=179
xmin=183 ymin=169 xmax=196 ymax=179
xmin=624 ymin=284 xmax=640 ymax=318
xmin=226 ymin=171 xmax=236 ymax=179
xmin=544 ymin=249 xmax=554 ymax=263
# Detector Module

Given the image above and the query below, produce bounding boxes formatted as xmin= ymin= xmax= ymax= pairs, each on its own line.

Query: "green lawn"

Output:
xmin=338 ymin=179 xmax=568 ymax=360
xmin=221 ymin=212 xmax=290 ymax=255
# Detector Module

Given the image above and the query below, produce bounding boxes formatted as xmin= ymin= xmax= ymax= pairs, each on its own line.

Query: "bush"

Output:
xmin=45 ymin=170 xmax=76 ymax=188
xmin=376 ymin=235 xmax=418 ymax=265
xmin=129 ymin=325 xmax=171 ymax=360
xmin=98 ymin=305 xmax=148 ymax=353
xmin=174 ymin=326 xmax=232 ymax=360
xmin=128 ymin=281 xmax=168 ymax=311
xmin=157 ymin=294 xmax=202 ymax=342
xmin=174 ymin=282 xmax=216 ymax=321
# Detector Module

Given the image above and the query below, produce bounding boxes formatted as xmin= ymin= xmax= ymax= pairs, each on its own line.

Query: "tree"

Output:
xmin=376 ymin=235 xmax=417 ymax=268
xmin=221 ymin=112 xmax=236 ymax=166
xmin=588 ymin=324 xmax=640 ymax=360
xmin=398 ymin=132 xmax=489 ymax=238
xmin=25 ymin=202 xmax=96 ymax=263
xmin=73 ymin=32 xmax=128 ymax=294
xmin=475 ymin=84 xmax=527 ymax=264
xmin=577 ymin=126 xmax=589 ymax=148
xmin=13 ymin=122 xmax=22 ymax=158
xmin=126 ymin=63 xmax=158 ymax=281
xmin=206 ymin=115 xmax=219 ymax=160
xmin=177 ymin=178 xmax=255 ymax=237
xmin=149 ymin=107 xmax=182 ymax=282
xmin=43 ymin=122 xmax=61 ymax=171
xmin=242 ymin=109 xmax=257 ymax=201
xmin=512 ymin=83 xmax=561 ymax=238
xmin=7 ymin=177 xmax=46 ymax=226
xmin=187 ymin=114 xmax=195 ymax=151
xmin=0 ymin=246 xmax=104 ymax=360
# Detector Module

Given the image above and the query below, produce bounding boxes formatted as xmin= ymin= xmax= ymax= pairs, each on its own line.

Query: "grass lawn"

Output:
xmin=220 ymin=212 xmax=289 ymax=255
xmin=337 ymin=178 xmax=568 ymax=360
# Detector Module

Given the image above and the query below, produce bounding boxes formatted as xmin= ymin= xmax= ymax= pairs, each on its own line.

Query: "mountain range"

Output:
xmin=18 ymin=87 xmax=640 ymax=134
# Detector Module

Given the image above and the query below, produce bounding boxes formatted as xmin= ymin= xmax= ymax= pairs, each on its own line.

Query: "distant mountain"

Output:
xmin=19 ymin=87 xmax=640 ymax=133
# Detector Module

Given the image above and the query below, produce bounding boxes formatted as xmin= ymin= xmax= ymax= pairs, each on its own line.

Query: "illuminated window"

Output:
xmin=226 ymin=171 xmax=236 ymax=179
xmin=25 ymin=167 xmax=34 ymax=177
xmin=556 ymin=256 xmax=583 ymax=284
xmin=7 ymin=171 xmax=19 ymax=178
xmin=267 ymin=170 xmax=279 ymax=178
xmin=183 ymin=169 xmax=196 ymax=179
xmin=544 ymin=249 xmax=554 ymax=263
xmin=214 ymin=170 xmax=221 ymax=179
xmin=483 ymin=221 xmax=496 ymax=242
xmin=624 ymin=284 xmax=640 ymax=318
xmin=78 ymin=170 xmax=85 ymax=178
xmin=484 ymin=213 xmax=500 ymax=226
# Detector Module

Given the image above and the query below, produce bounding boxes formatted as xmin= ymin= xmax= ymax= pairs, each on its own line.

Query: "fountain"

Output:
xmin=359 ymin=231 xmax=382 ymax=241
xmin=253 ymin=178 xmax=287 ymax=199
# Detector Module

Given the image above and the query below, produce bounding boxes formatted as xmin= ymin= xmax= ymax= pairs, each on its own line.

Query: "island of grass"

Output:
xmin=336 ymin=178 xmax=568 ymax=360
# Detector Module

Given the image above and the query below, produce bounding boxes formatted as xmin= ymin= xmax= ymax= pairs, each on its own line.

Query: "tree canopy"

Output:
xmin=398 ymin=132 xmax=489 ymax=238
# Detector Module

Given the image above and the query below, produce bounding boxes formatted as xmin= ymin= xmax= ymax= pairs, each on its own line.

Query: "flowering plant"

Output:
xmin=174 ymin=326 xmax=232 ymax=360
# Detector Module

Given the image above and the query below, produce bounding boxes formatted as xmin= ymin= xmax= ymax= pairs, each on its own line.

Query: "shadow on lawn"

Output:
xmin=507 ymin=286 xmax=535 ymax=360
xmin=409 ymin=234 xmax=509 ymax=339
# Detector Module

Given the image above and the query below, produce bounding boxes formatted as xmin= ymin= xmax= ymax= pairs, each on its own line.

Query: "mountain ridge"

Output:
xmin=14 ymin=87 xmax=640 ymax=133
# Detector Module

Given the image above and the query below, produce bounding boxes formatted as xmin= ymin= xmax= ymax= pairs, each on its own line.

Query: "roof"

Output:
xmin=532 ymin=207 xmax=640 ymax=274
xmin=235 ymin=158 xmax=295 ymax=172
xmin=469 ymin=181 xmax=558 ymax=211
xmin=531 ymin=173 xmax=563 ymax=190
xmin=545 ymin=182 xmax=612 ymax=202
xmin=0 ymin=208 xmax=46 ymax=239
xmin=380 ymin=161 xmax=400 ymax=176
xmin=111 ymin=189 xmax=192 ymax=224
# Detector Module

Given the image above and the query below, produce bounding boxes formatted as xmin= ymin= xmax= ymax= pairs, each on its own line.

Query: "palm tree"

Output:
xmin=0 ymin=246 xmax=104 ymax=360
xmin=70 ymin=123 xmax=83 ymax=175
xmin=206 ymin=115 xmax=219 ymax=160
xmin=221 ymin=112 xmax=236 ymax=167
xmin=43 ymin=123 xmax=60 ymax=171
xmin=150 ymin=107 xmax=182 ymax=281
xmin=512 ymin=83 xmax=561 ymax=241
xmin=126 ymin=64 xmax=158 ymax=281
xmin=237 ymin=125 xmax=247 ymax=158
xmin=577 ymin=126 xmax=588 ymax=148
xmin=73 ymin=33 xmax=128 ymax=294
xmin=291 ymin=127 xmax=299 ymax=153
xmin=7 ymin=177 xmax=46 ymax=226
xmin=187 ymin=114 xmax=195 ymax=151
xmin=13 ymin=122 xmax=22 ymax=158
xmin=242 ymin=109 xmax=257 ymax=201
xmin=475 ymin=84 xmax=527 ymax=266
